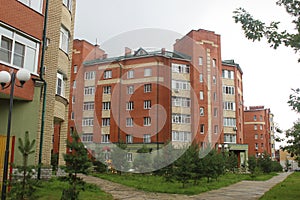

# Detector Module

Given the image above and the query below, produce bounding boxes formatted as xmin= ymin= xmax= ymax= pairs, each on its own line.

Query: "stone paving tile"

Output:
xmin=79 ymin=172 xmax=292 ymax=200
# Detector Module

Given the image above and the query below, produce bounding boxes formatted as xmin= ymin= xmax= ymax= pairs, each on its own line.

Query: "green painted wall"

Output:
xmin=0 ymin=87 xmax=41 ymax=166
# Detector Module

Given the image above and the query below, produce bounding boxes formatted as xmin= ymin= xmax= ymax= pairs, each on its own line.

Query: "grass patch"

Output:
xmin=94 ymin=172 xmax=278 ymax=195
xmin=260 ymin=172 xmax=300 ymax=200
xmin=35 ymin=178 xmax=113 ymax=200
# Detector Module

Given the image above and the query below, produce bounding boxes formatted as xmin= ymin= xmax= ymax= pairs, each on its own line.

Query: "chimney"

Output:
xmin=125 ymin=47 xmax=132 ymax=56
xmin=102 ymin=54 xmax=107 ymax=59
xmin=161 ymin=48 xmax=166 ymax=55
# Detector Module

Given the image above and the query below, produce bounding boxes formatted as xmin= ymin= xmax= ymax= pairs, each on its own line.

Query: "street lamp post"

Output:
xmin=0 ymin=69 xmax=31 ymax=200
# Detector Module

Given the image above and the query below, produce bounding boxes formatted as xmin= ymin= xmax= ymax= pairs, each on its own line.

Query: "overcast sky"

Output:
xmin=74 ymin=0 xmax=300 ymax=137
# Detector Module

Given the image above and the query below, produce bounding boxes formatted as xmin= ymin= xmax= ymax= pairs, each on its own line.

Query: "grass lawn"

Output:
xmin=35 ymin=178 xmax=113 ymax=200
xmin=94 ymin=172 xmax=278 ymax=195
xmin=260 ymin=172 xmax=300 ymax=200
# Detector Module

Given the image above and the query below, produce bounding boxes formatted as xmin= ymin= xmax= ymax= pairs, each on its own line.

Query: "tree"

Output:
xmin=233 ymin=0 xmax=300 ymax=62
xmin=202 ymin=149 xmax=225 ymax=183
xmin=283 ymin=121 xmax=300 ymax=165
xmin=248 ymin=155 xmax=257 ymax=175
xmin=62 ymin=132 xmax=92 ymax=200
xmin=9 ymin=131 xmax=38 ymax=200
xmin=225 ymin=152 xmax=238 ymax=173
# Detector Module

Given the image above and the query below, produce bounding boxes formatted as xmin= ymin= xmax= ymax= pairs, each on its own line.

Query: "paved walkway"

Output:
xmin=79 ymin=172 xmax=292 ymax=200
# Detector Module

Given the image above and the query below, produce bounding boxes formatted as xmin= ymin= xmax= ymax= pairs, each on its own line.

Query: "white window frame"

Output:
xmin=126 ymin=118 xmax=133 ymax=127
xmin=74 ymin=65 xmax=77 ymax=73
xmin=82 ymin=117 xmax=94 ymax=126
xmin=200 ymin=91 xmax=204 ymax=100
xmin=85 ymin=71 xmax=95 ymax=80
xmin=144 ymin=68 xmax=152 ymax=76
xmin=199 ymin=73 xmax=203 ymax=82
xmin=102 ymin=102 xmax=111 ymax=110
xmin=83 ymin=102 xmax=94 ymax=111
xmin=62 ymin=0 xmax=72 ymax=11
xmin=126 ymin=101 xmax=134 ymax=110
xmin=172 ymin=114 xmax=191 ymax=124
xmin=18 ymin=0 xmax=43 ymax=13
xmin=102 ymin=118 xmax=110 ymax=127
xmin=172 ymin=80 xmax=190 ymax=90
xmin=104 ymin=70 xmax=112 ymax=79
xmin=212 ymin=59 xmax=216 ymax=67
xmin=223 ymin=117 xmax=236 ymax=127
xmin=172 ymin=97 xmax=191 ymax=107
xmin=126 ymin=135 xmax=133 ymax=144
xmin=171 ymin=63 xmax=190 ymax=74
xmin=200 ymin=107 xmax=204 ymax=116
xmin=82 ymin=133 xmax=93 ymax=142
xmin=127 ymin=85 xmax=134 ymax=94
xmin=127 ymin=153 xmax=133 ymax=162
xmin=200 ymin=124 xmax=205 ymax=134
xmin=0 ymin=24 xmax=40 ymax=73
xmin=144 ymin=84 xmax=152 ymax=93
xmin=143 ymin=134 xmax=151 ymax=143
xmin=127 ymin=70 xmax=134 ymax=79
xmin=172 ymin=131 xmax=191 ymax=142
xmin=143 ymin=117 xmax=151 ymax=126
xmin=59 ymin=26 xmax=70 ymax=53
xmin=199 ymin=57 xmax=203 ymax=66
xmin=84 ymin=86 xmax=95 ymax=95
xmin=103 ymin=86 xmax=111 ymax=94
xmin=56 ymin=73 xmax=65 ymax=97
xmin=101 ymin=134 xmax=110 ymax=143
xmin=144 ymin=100 xmax=151 ymax=109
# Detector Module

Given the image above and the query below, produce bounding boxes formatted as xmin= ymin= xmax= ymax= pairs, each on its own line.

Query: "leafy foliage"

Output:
xmin=233 ymin=0 xmax=300 ymax=62
xmin=283 ymin=121 xmax=300 ymax=164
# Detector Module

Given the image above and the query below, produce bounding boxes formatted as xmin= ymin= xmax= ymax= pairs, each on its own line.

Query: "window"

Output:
xmin=260 ymin=134 xmax=263 ymax=139
xmin=71 ymin=112 xmax=74 ymax=120
xmin=56 ymin=73 xmax=65 ymax=97
xmin=101 ymin=135 xmax=110 ymax=143
xmin=74 ymin=65 xmax=77 ymax=73
xmin=254 ymin=115 xmax=257 ymax=121
xmin=72 ymin=95 xmax=75 ymax=104
xmin=127 ymin=70 xmax=134 ymax=79
xmin=172 ymin=114 xmax=191 ymax=124
xmin=199 ymin=57 xmax=203 ymax=66
xmin=144 ymin=100 xmax=151 ymax=109
xmin=62 ymin=0 xmax=72 ymax=11
xmin=144 ymin=68 xmax=152 ymax=76
xmin=200 ymin=107 xmax=204 ymax=116
xmin=126 ymin=118 xmax=133 ymax=127
xmin=126 ymin=101 xmax=134 ymax=110
xmin=255 ymin=143 xmax=258 ymax=150
xmin=224 ymin=134 xmax=236 ymax=143
xmin=103 ymin=86 xmax=111 ymax=94
xmin=102 ymin=118 xmax=110 ymax=127
xmin=171 ymin=63 xmax=190 ymax=73
xmin=260 ymin=115 xmax=263 ymax=121
xmin=214 ymin=125 xmax=219 ymax=134
xmin=59 ymin=26 xmax=69 ymax=53
xmin=126 ymin=135 xmax=133 ymax=143
xmin=0 ymin=25 xmax=40 ymax=73
xmin=83 ymin=102 xmax=94 ymax=111
xmin=18 ymin=0 xmax=43 ymax=13
xmin=144 ymin=117 xmax=151 ymax=126
xmin=212 ymin=76 xmax=216 ymax=84
xmin=82 ymin=117 xmax=93 ymax=126
xmin=102 ymin=102 xmax=111 ymax=110
xmin=84 ymin=86 xmax=95 ymax=95
xmin=127 ymin=153 xmax=133 ymax=162
xmin=254 ymin=125 xmax=257 ymax=130
xmin=260 ymin=125 xmax=263 ymax=130
xmin=223 ymin=86 xmax=235 ymax=95
xmin=212 ymin=59 xmax=216 ymax=67
xmin=172 ymin=97 xmax=190 ymax=107
xmin=127 ymin=85 xmax=134 ymax=94
xmin=104 ymin=70 xmax=112 ymax=79
xmin=255 ymin=134 xmax=258 ymax=139
xmin=261 ymin=143 xmax=264 ymax=148
xmin=199 ymin=73 xmax=203 ymax=82
xmin=172 ymin=80 xmax=190 ymax=90
xmin=222 ymin=70 xmax=234 ymax=79
xmin=200 ymin=91 xmax=204 ymax=100
xmin=143 ymin=134 xmax=151 ymax=143
xmin=85 ymin=71 xmax=95 ymax=80
xmin=82 ymin=134 xmax=93 ymax=142
xmin=144 ymin=84 xmax=152 ymax=93
xmin=214 ymin=108 xmax=218 ymax=117
xmin=213 ymin=92 xmax=217 ymax=101
xmin=72 ymin=80 xmax=76 ymax=88
xmin=223 ymin=102 xmax=236 ymax=111
xmin=172 ymin=131 xmax=191 ymax=142
xmin=223 ymin=118 xmax=236 ymax=127
xmin=200 ymin=124 xmax=205 ymax=134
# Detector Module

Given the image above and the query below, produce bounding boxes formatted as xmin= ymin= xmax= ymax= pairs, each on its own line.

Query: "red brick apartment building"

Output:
xmin=244 ymin=106 xmax=272 ymax=158
xmin=69 ymin=29 xmax=225 ymax=159
xmin=221 ymin=60 xmax=248 ymax=166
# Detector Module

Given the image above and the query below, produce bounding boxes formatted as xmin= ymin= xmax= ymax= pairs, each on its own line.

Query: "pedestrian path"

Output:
xmin=79 ymin=172 xmax=292 ymax=200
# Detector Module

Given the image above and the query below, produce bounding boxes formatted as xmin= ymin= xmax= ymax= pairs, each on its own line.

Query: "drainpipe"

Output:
xmin=37 ymin=0 xmax=49 ymax=180
xmin=117 ymin=61 xmax=123 ymax=144
xmin=154 ymin=56 xmax=160 ymax=150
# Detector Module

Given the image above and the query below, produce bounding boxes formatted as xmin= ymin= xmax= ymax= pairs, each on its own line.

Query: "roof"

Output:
xmin=222 ymin=59 xmax=243 ymax=74
xmin=83 ymin=48 xmax=191 ymax=66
